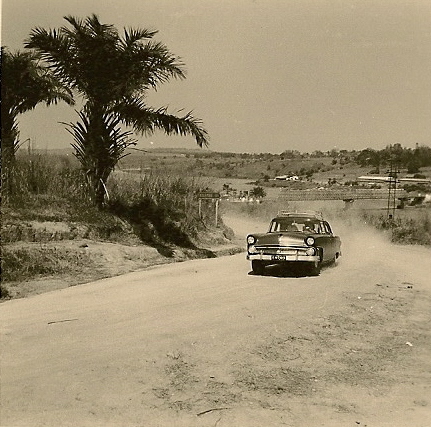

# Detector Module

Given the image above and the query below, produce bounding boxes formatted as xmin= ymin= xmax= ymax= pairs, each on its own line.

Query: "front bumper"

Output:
xmin=246 ymin=246 xmax=321 ymax=263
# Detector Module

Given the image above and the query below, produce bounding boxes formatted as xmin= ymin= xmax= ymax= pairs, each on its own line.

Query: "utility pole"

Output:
xmin=386 ymin=148 xmax=400 ymax=219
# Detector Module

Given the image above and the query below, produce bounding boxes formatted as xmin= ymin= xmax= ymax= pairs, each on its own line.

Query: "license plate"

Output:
xmin=272 ymin=254 xmax=286 ymax=261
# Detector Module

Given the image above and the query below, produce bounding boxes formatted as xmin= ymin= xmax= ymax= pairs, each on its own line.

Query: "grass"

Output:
xmin=107 ymin=171 xmax=218 ymax=246
xmin=2 ymin=245 xmax=95 ymax=283
xmin=3 ymin=153 xmax=219 ymax=242
xmin=4 ymin=152 xmax=85 ymax=206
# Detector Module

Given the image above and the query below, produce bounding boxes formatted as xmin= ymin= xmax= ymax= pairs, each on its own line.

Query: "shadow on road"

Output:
xmin=248 ymin=263 xmax=335 ymax=278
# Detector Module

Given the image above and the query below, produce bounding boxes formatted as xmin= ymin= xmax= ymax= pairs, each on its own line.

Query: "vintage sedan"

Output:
xmin=246 ymin=211 xmax=341 ymax=276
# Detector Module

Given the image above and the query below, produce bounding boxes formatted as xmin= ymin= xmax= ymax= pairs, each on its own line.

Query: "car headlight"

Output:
xmin=305 ymin=236 xmax=315 ymax=246
xmin=247 ymin=235 xmax=256 ymax=244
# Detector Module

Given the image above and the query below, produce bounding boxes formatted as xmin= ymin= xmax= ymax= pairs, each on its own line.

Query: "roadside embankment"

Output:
xmin=1 ymin=216 xmax=242 ymax=300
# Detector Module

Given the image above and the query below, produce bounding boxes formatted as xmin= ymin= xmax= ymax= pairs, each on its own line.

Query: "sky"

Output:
xmin=2 ymin=0 xmax=431 ymax=154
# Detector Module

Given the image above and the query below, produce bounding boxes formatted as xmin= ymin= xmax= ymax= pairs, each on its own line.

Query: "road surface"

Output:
xmin=1 ymin=215 xmax=431 ymax=426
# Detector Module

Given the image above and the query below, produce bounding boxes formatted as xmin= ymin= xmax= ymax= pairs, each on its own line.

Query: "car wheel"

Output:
xmin=309 ymin=260 xmax=321 ymax=276
xmin=251 ymin=260 xmax=265 ymax=275
xmin=328 ymin=252 xmax=340 ymax=266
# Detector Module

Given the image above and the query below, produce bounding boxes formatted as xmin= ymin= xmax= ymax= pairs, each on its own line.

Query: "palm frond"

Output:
xmin=135 ymin=40 xmax=186 ymax=88
xmin=64 ymin=109 xmax=137 ymax=175
xmin=85 ymin=14 xmax=118 ymax=39
xmin=122 ymin=27 xmax=158 ymax=49
xmin=26 ymin=16 xmax=188 ymax=102
xmin=114 ymin=99 xmax=209 ymax=147
xmin=1 ymin=47 xmax=74 ymax=122
xmin=63 ymin=15 xmax=85 ymax=31
xmin=25 ymin=27 xmax=80 ymax=89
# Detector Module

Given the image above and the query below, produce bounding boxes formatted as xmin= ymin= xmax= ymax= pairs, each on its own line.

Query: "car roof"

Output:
xmin=274 ymin=211 xmax=324 ymax=221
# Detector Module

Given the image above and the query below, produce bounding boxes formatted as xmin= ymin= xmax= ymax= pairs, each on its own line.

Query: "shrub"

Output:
xmin=0 ymin=284 xmax=10 ymax=299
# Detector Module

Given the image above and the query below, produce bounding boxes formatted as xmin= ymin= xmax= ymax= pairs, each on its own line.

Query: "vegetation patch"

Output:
xmin=362 ymin=210 xmax=431 ymax=246
xmin=2 ymin=244 xmax=95 ymax=283
xmin=234 ymin=365 xmax=312 ymax=396
xmin=107 ymin=172 xmax=231 ymax=250
xmin=151 ymin=352 xmax=198 ymax=412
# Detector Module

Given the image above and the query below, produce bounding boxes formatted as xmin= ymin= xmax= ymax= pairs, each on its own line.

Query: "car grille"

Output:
xmin=254 ymin=246 xmax=307 ymax=255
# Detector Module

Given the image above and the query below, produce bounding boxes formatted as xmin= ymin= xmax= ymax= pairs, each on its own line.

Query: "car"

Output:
xmin=246 ymin=211 xmax=341 ymax=276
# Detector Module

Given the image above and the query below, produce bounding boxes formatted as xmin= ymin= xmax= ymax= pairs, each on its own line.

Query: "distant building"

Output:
xmin=357 ymin=175 xmax=431 ymax=185
xmin=274 ymin=175 xmax=299 ymax=181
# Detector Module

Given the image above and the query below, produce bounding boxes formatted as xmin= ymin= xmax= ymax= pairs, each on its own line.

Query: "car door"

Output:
xmin=314 ymin=221 xmax=336 ymax=262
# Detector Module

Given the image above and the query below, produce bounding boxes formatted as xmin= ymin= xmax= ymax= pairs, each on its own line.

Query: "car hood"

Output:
xmin=254 ymin=232 xmax=309 ymax=247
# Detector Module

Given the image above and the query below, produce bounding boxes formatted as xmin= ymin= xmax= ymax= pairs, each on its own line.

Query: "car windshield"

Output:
xmin=269 ymin=218 xmax=322 ymax=233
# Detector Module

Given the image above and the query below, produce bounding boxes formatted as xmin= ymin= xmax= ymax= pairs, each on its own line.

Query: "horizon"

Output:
xmin=17 ymin=142 xmax=429 ymax=156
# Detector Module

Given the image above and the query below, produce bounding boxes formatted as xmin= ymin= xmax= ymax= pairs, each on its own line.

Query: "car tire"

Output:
xmin=309 ymin=260 xmax=321 ymax=276
xmin=328 ymin=252 xmax=340 ymax=266
xmin=328 ymin=256 xmax=337 ymax=266
xmin=251 ymin=260 xmax=265 ymax=275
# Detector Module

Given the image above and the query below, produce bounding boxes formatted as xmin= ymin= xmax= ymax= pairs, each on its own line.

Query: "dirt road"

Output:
xmin=1 ymin=215 xmax=431 ymax=427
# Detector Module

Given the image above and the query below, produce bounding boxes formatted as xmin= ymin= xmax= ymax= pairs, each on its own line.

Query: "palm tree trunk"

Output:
xmin=85 ymin=172 xmax=108 ymax=208
xmin=75 ymin=106 xmax=116 ymax=208
xmin=1 ymin=114 xmax=19 ymax=201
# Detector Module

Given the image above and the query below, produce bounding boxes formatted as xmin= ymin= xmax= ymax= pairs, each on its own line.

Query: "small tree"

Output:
xmin=250 ymin=186 xmax=266 ymax=199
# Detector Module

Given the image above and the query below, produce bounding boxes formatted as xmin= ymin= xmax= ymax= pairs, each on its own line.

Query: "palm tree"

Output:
xmin=1 ymin=47 xmax=74 ymax=196
xmin=26 ymin=14 xmax=209 ymax=207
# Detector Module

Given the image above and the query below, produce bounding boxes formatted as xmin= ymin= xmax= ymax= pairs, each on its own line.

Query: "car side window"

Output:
xmin=323 ymin=222 xmax=332 ymax=234
xmin=303 ymin=223 xmax=314 ymax=233
xmin=270 ymin=221 xmax=284 ymax=232
xmin=313 ymin=222 xmax=322 ymax=233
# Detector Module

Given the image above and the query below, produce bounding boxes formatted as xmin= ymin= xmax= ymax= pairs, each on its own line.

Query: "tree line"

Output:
xmin=1 ymin=14 xmax=209 ymax=207
xmin=189 ymin=145 xmax=431 ymax=169
xmin=355 ymin=144 xmax=431 ymax=174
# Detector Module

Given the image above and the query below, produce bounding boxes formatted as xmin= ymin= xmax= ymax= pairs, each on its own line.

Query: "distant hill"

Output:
xmin=16 ymin=147 xmax=74 ymax=156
